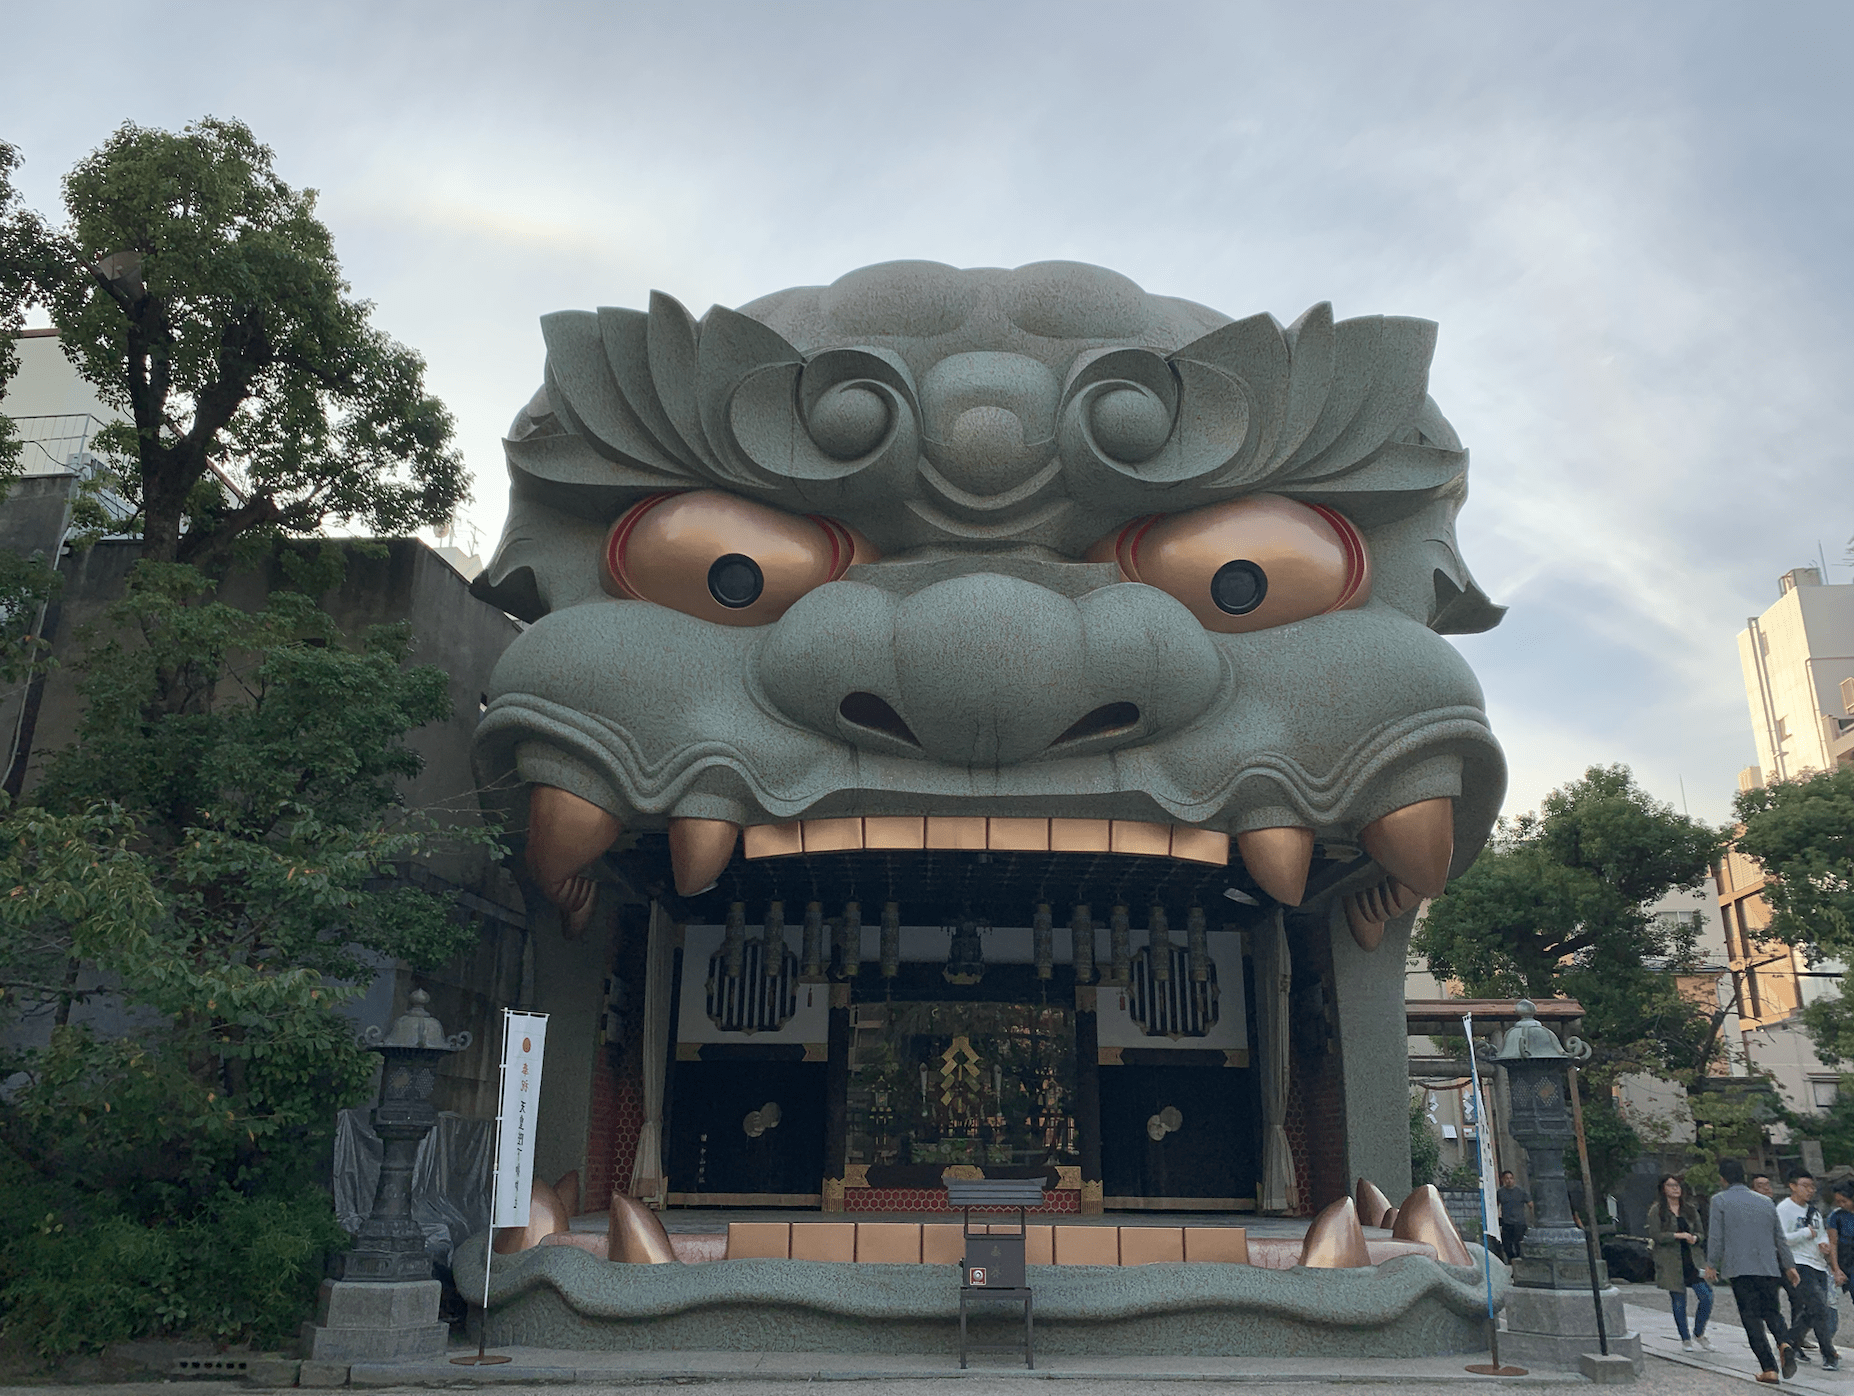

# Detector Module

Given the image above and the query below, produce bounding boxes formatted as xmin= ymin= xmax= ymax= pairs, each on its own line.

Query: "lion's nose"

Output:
xmin=756 ymin=574 xmax=1222 ymax=769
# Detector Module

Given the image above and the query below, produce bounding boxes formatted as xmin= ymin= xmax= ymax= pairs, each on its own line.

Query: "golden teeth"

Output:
xmin=1343 ymin=875 xmax=1421 ymax=950
xmin=1358 ymin=797 xmax=1454 ymax=899
xmin=741 ymin=817 xmax=1230 ymax=866
xmin=1235 ymin=827 xmax=1315 ymax=907
xmin=1297 ymin=1196 xmax=1372 ymax=1269
xmin=668 ymin=817 xmax=741 ymax=896
xmin=527 ymin=786 xmax=624 ymax=933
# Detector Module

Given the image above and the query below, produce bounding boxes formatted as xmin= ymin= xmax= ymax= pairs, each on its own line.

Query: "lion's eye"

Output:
xmin=1086 ymin=495 xmax=1369 ymax=634
xmin=604 ymin=490 xmax=876 ymax=626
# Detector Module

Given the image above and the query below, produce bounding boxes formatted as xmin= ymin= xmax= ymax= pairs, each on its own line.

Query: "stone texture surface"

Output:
xmin=299 ymin=1278 xmax=448 ymax=1362
xmin=472 ymin=261 xmax=1505 ymax=864
xmin=455 ymin=1236 xmax=1507 ymax=1357
xmin=1502 ymin=1285 xmax=1642 ymax=1374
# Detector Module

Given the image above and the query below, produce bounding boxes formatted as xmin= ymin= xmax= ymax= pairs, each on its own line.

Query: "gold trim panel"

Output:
xmin=864 ymin=815 xmax=925 ymax=849
xmin=742 ymin=816 xmax=1231 ymax=867
xmin=743 ymin=822 xmax=803 ymax=858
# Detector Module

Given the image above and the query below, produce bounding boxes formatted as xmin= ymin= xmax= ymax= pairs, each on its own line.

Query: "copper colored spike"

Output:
xmin=1355 ymin=1177 xmax=1395 ymax=1229
xmin=608 ymin=1189 xmax=679 ymax=1264
xmin=1392 ymin=1184 xmax=1475 ymax=1266
xmin=554 ymin=1169 xmax=581 ymax=1218
xmin=1381 ymin=1206 xmax=1399 ymax=1230
xmin=669 ymin=817 xmax=740 ymax=895
xmin=1359 ymin=797 xmax=1454 ymax=899
xmin=1297 ymin=1195 xmax=1372 ymax=1268
xmin=528 ymin=786 xmax=624 ymax=886
xmin=1236 ymin=826 xmax=1315 ymax=906
xmin=1345 ymin=895 xmax=1387 ymax=951
xmin=554 ymin=874 xmax=598 ymax=938
xmin=494 ymin=1175 xmax=570 ymax=1254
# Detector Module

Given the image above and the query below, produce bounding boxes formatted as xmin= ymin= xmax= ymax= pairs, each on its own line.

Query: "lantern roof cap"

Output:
xmin=1496 ymin=999 xmax=1575 ymax=1060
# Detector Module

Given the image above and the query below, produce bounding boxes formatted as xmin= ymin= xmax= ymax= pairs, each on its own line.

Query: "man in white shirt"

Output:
xmin=1777 ymin=1170 xmax=1843 ymax=1370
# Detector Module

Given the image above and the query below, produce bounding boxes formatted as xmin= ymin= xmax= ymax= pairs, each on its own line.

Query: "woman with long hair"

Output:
xmin=1649 ymin=1172 xmax=1714 ymax=1351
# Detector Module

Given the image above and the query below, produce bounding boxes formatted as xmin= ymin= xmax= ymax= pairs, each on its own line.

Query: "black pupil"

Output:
xmin=1210 ymin=559 xmax=1267 ymax=615
xmin=708 ymin=554 xmax=764 ymax=608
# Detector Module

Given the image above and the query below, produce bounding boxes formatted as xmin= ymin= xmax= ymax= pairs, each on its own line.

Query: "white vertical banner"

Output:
xmin=492 ymin=1010 xmax=548 ymax=1228
xmin=1462 ymin=1012 xmax=1500 ymax=1244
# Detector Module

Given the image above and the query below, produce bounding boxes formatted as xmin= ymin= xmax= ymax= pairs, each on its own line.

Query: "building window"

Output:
xmin=1813 ymin=1079 xmax=1840 ymax=1110
xmin=1776 ymin=717 xmax=1790 ymax=742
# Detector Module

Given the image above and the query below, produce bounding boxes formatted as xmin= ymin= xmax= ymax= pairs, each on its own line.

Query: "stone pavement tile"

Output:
xmin=1627 ymin=1301 xmax=1849 ymax=1392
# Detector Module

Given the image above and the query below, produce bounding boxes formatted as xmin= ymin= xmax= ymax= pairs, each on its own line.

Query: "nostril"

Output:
xmin=1052 ymin=702 xmax=1141 ymax=746
xmin=839 ymin=692 xmax=922 ymax=747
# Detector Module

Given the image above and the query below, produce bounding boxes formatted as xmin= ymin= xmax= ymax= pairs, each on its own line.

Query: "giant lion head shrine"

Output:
xmin=387 ymin=260 xmax=1530 ymax=1360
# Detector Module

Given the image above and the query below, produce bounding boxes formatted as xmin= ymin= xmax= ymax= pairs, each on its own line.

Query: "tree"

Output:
xmin=1736 ymin=764 xmax=1854 ymax=955
xmin=0 ymin=563 xmax=490 ymax=1206
xmin=29 ymin=118 xmax=465 ymax=568
xmin=1736 ymin=765 xmax=1854 ymax=1065
xmin=1415 ymin=766 xmax=1724 ymax=1196
xmin=0 ymin=138 xmax=44 ymax=485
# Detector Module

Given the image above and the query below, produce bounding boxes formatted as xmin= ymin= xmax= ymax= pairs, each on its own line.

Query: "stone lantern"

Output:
xmin=1493 ymin=1000 xmax=1642 ymax=1374
xmin=1496 ymin=998 xmax=1595 ymax=1290
xmin=340 ymin=989 xmax=472 ymax=1281
xmin=302 ymin=990 xmax=471 ymax=1370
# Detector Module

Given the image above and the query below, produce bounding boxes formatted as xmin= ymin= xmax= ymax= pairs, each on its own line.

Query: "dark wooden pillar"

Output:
xmin=822 ymin=980 xmax=852 ymax=1211
xmin=1074 ymin=985 xmax=1103 ymax=1215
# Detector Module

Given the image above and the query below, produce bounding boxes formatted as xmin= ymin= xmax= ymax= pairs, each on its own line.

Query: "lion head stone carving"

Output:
xmin=471 ymin=260 xmax=1505 ymax=946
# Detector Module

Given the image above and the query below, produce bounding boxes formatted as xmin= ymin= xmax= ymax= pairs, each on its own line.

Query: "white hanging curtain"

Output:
xmin=1258 ymin=909 xmax=1301 ymax=1214
xmin=628 ymin=901 xmax=675 ymax=1205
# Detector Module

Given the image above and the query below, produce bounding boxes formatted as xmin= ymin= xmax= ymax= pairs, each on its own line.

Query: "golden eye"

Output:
xmin=603 ymin=490 xmax=877 ymax=626
xmin=1086 ymin=495 xmax=1370 ymax=634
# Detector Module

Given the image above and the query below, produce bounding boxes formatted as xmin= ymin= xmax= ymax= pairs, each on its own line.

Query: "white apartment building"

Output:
xmin=1739 ymin=567 xmax=1854 ymax=783
xmin=1730 ymin=567 xmax=1853 ymax=1124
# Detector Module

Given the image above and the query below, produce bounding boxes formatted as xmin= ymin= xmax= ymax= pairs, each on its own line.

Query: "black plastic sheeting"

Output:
xmin=333 ymin=1108 xmax=492 ymax=1264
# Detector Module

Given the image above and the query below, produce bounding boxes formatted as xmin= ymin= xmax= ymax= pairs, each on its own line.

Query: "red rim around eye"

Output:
xmin=1307 ymin=503 xmax=1368 ymax=612
xmin=1115 ymin=513 xmax=1164 ymax=582
xmin=604 ymin=490 xmax=689 ymax=599
xmin=805 ymin=515 xmax=853 ymax=582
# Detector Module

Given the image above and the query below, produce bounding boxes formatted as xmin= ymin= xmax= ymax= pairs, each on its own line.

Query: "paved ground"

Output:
xmin=0 ymin=1363 xmax=1766 ymax=1396
xmin=6 ymin=1281 xmax=1849 ymax=1394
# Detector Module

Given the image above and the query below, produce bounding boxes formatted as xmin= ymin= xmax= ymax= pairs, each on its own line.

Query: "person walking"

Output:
xmin=1496 ymin=1169 xmax=1531 ymax=1263
xmin=1829 ymin=1184 xmax=1854 ymax=1312
xmin=1647 ymin=1173 xmax=1713 ymax=1351
xmin=1707 ymin=1157 xmax=1802 ymax=1384
xmin=1776 ymin=1169 xmax=1842 ymax=1370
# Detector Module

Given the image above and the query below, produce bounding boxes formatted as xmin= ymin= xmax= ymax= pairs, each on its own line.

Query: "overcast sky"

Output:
xmin=4 ymin=1 xmax=1849 ymax=827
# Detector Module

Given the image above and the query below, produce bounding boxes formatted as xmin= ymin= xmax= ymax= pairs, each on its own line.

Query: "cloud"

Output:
xmin=4 ymin=0 xmax=1849 ymax=825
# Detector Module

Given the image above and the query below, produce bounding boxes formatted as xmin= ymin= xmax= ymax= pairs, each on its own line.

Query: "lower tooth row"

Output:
xmin=740 ymin=816 xmax=1230 ymax=865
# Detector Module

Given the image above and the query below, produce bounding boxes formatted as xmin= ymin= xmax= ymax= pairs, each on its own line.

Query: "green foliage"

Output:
xmin=1736 ymin=764 xmax=1854 ymax=956
xmin=27 ymin=117 xmax=465 ymax=565
xmin=0 ymin=1154 xmax=347 ymax=1358
xmin=1416 ymin=765 xmax=1723 ymax=1086
xmin=0 ymin=560 xmax=496 ymax=1358
xmin=1409 ymin=1097 xmax=1442 ymax=1188
xmin=1733 ymin=766 xmax=1854 ymax=1066
xmin=1438 ymin=1160 xmax=1483 ymax=1192
xmin=0 ymin=547 xmax=61 ymax=686
xmin=1568 ymin=1080 xmax=1642 ymax=1203
xmin=1803 ymin=1075 xmax=1854 ymax=1171
xmin=0 ymin=563 xmax=491 ymax=1208
xmin=1684 ymin=1082 xmax=1776 ymax=1195
xmin=1801 ymin=994 xmax=1854 ymax=1068
xmin=0 ymin=138 xmax=51 ymax=489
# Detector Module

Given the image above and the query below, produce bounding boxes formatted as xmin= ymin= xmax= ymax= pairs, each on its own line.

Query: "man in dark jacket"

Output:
xmin=1708 ymin=1157 xmax=1804 ymax=1383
